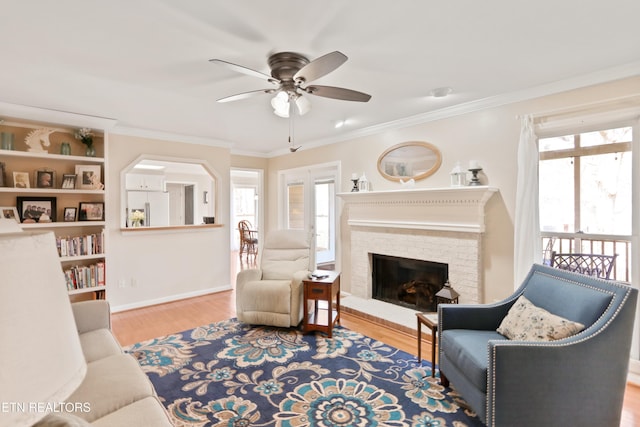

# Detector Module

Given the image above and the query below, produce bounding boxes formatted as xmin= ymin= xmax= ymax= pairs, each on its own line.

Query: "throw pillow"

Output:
xmin=497 ymin=295 xmax=585 ymax=341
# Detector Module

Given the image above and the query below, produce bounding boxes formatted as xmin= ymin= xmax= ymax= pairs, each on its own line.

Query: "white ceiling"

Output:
xmin=0 ymin=1 xmax=639 ymax=156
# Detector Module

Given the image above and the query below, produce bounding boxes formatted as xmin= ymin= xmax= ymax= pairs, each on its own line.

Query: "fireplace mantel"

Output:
xmin=337 ymin=186 xmax=498 ymax=233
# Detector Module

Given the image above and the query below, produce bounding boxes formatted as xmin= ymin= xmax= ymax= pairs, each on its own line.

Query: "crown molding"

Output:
xmin=110 ymin=125 xmax=234 ymax=149
xmin=261 ymin=61 xmax=640 ymax=158
xmin=0 ymin=102 xmax=117 ymax=130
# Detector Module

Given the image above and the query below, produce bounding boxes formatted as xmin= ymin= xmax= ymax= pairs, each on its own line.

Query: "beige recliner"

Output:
xmin=236 ymin=229 xmax=311 ymax=327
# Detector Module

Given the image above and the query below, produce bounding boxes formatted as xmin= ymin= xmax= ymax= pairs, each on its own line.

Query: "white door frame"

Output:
xmin=278 ymin=161 xmax=341 ymax=271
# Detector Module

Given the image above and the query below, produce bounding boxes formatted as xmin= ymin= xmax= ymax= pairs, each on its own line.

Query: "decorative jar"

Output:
xmin=60 ymin=142 xmax=71 ymax=155
xmin=1 ymin=132 xmax=14 ymax=150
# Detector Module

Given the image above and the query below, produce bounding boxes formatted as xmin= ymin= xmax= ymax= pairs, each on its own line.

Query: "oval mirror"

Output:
xmin=377 ymin=141 xmax=442 ymax=182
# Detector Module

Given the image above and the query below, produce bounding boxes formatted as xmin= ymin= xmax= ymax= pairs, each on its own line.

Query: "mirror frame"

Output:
xmin=120 ymin=154 xmax=220 ymax=231
xmin=377 ymin=141 xmax=442 ymax=182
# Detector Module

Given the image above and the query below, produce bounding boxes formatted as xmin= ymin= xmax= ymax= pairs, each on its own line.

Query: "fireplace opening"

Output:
xmin=372 ymin=254 xmax=448 ymax=312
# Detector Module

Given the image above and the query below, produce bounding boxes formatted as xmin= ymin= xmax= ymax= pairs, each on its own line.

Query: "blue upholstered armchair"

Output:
xmin=438 ymin=263 xmax=637 ymax=427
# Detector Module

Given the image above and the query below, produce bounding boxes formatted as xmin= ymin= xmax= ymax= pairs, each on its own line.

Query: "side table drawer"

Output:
xmin=306 ymin=282 xmax=331 ymax=299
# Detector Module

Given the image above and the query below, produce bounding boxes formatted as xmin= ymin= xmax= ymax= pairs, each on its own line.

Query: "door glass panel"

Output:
xmin=314 ymin=179 xmax=335 ymax=264
xmin=234 ymin=187 xmax=257 ymax=227
xmin=287 ymin=183 xmax=305 ymax=230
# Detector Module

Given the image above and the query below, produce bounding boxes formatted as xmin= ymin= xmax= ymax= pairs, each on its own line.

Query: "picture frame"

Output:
xmin=16 ymin=196 xmax=57 ymax=223
xmin=13 ymin=171 xmax=30 ymax=188
xmin=0 ymin=206 xmax=20 ymax=223
xmin=78 ymin=201 xmax=104 ymax=221
xmin=35 ymin=169 xmax=56 ymax=189
xmin=61 ymin=174 xmax=77 ymax=190
xmin=63 ymin=207 xmax=77 ymax=222
xmin=75 ymin=165 xmax=102 ymax=190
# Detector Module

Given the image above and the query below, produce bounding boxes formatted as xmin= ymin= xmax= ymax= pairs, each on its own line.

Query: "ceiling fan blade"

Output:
xmin=217 ymin=88 xmax=275 ymax=103
xmin=209 ymin=59 xmax=280 ymax=84
xmin=304 ymin=85 xmax=372 ymax=102
xmin=293 ymin=51 xmax=348 ymax=84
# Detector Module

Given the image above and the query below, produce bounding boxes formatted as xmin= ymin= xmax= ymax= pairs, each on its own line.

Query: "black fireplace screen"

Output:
xmin=372 ymin=254 xmax=448 ymax=312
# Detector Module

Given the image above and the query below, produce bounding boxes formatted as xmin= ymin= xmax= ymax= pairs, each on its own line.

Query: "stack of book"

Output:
xmin=56 ymin=231 xmax=104 ymax=257
xmin=63 ymin=262 xmax=105 ymax=290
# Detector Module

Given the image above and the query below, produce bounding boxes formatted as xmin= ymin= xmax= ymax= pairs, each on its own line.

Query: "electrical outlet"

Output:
xmin=131 ymin=278 xmax=137 ymax=288
xmin=118 ymin=279 xmax=127 ymax=288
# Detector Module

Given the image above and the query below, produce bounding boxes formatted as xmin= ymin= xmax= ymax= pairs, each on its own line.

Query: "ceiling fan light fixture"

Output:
xmin=295 ymin=95 xmax=311 ymax=116
xmin=271 ymin=91 xmax=290 ymax=117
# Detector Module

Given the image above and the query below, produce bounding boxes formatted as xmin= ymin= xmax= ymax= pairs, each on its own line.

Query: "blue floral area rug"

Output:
xmin=125 ymin=318 xmax=482 ymax=426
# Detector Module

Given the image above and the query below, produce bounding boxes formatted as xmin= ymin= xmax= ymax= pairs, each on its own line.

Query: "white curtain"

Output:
xmin=513 ymin=115 xmax=542 ymax=286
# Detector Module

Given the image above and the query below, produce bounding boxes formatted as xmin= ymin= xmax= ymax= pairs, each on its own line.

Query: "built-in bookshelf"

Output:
xmin=0 ymin=119 xmax=107 ymax=299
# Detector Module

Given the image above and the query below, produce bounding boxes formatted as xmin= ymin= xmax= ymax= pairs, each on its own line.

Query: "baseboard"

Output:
xmin=110 ymin=284 xmax=232 ymax=313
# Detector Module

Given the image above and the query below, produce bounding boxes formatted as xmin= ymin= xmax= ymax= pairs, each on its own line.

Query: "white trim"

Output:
xmin=0 ymin=101 xmax=117 ymax=130
xmin=110 ymin=285 xmax=231 ymax=313
xmin=533 ymin=95 xmax=640 ymax=137
xmin=257 ymin=62 xmax=640 ymax=158
xmin=348 ymin=219 xmax=484 ymax=233
xmin=110 ymin=125 xmax=234 ymax=148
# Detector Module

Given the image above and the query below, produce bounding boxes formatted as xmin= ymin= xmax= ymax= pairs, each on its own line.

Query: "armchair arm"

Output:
xmin=236 ymin=268 xmax=262 ymax=292
xmin=290 ymin=270 xmax=311 ymax=318
xmin=291 ymin=270 xmax=310 ymax=289
xmin=72 ymin=300 xmax=111 ymax=333
xmin=486 ymin=336 xmax=625 ymax=425
xmin=485 ymin=295 xmax=636 ymax=426
xmin=438 ymin=300 xmax=514 ymax=332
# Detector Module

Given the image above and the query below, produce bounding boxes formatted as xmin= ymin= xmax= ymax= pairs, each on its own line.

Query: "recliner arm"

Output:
xmin=236 ymin=268 xmax=263 ymax=292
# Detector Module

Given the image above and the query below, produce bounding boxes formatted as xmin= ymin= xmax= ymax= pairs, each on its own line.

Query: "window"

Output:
xmin=539 ymin=126 xmax=632 ymax=281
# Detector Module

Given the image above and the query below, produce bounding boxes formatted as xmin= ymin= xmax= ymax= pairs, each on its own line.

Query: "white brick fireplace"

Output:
xmin=338 ymin=186 xmax=497 ymax=328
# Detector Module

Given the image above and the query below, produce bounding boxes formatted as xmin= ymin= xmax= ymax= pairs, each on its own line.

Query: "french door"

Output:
xmin=280 ymin=163 xmax=339 ymax=268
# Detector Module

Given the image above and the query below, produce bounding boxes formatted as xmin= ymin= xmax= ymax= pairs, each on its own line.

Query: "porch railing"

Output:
xmin=541 ymin=232 xmax=631 ymax=282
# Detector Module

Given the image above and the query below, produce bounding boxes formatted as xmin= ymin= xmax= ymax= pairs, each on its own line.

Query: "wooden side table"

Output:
xmin=303 ymin=271 xmax=341 ymax=338
xmin=416 ymin=312 xmax=438 ymax=377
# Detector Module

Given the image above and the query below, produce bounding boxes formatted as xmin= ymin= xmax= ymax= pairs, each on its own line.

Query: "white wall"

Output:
xmin=266 ymin=76 xmax=640 ymax=303
xmin=106 ymin=134 xmax=231 ymax=311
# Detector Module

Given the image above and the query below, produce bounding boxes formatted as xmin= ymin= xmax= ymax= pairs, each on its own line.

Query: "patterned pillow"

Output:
xmin=497 ymin=295 xmax=585 ymax=341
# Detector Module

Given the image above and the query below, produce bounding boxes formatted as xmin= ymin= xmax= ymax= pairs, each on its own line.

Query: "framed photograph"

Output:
xmin=61 ymin=174 xmax=77 ymax=189
xmin=75 ymin=165 xmax=102 ymax=190
xmin=35 ymin=169 xmax=56 ymax=189
xmin=16 ymin=196 xmax=57 ymax=223
xmin=13 ymin=171 xmax=30 ymax=188
xmin=0 ymin=206 xmax=20 ymax=223
xmin=78 ymin=202 xmax=104 ymax=221
xmin=63 ymin=207 xmax=77 ymax=222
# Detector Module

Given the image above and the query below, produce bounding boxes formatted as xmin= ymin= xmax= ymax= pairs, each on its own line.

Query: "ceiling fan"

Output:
xmin=210 ymin=51 xmax=372 ymax=117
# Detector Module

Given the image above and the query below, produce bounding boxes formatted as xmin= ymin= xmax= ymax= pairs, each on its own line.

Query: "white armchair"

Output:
xmin=236 ymin=229 xmax=311 ymax=327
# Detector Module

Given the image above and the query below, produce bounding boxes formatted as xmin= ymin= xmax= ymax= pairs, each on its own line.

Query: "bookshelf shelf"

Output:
xmin=0 ymin=119 xmax=108 ymax=299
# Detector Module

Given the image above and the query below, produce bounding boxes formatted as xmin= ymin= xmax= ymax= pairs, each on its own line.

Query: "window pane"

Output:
xmin=539 ymin=158 xmax=574 ymax=232
xmin=580 ymin=152 xmax=632 ymax=234
xmin=539 ymin=134 xmax=574 ymax=152
xmin=315 ymin=182 xmax=330 ymax=251
xmin=234 ymin=187 xmax=256 ymax=226
xmin=287 ymin=183 xmax=304 ymax=230
xmin=580 ymin=126 xmax=632 ymax=147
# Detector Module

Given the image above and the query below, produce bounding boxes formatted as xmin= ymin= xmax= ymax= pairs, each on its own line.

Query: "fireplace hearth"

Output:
xmin=372 ymin=254 xmax=448 ymax=312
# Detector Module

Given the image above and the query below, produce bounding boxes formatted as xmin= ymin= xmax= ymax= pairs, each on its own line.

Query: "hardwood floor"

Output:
xmin=111 ymin=255 xmax=640 ymax=425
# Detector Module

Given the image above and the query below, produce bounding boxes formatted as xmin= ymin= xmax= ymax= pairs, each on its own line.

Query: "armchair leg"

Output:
xmin=439 ymin=371 xmax=449 ymax=387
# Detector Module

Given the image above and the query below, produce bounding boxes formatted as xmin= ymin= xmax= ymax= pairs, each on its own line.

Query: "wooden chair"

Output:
xmin=550 ymin=251 xmax=617 ymax=279
xmin=238 ymin=220 xmax=258 ymax=260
